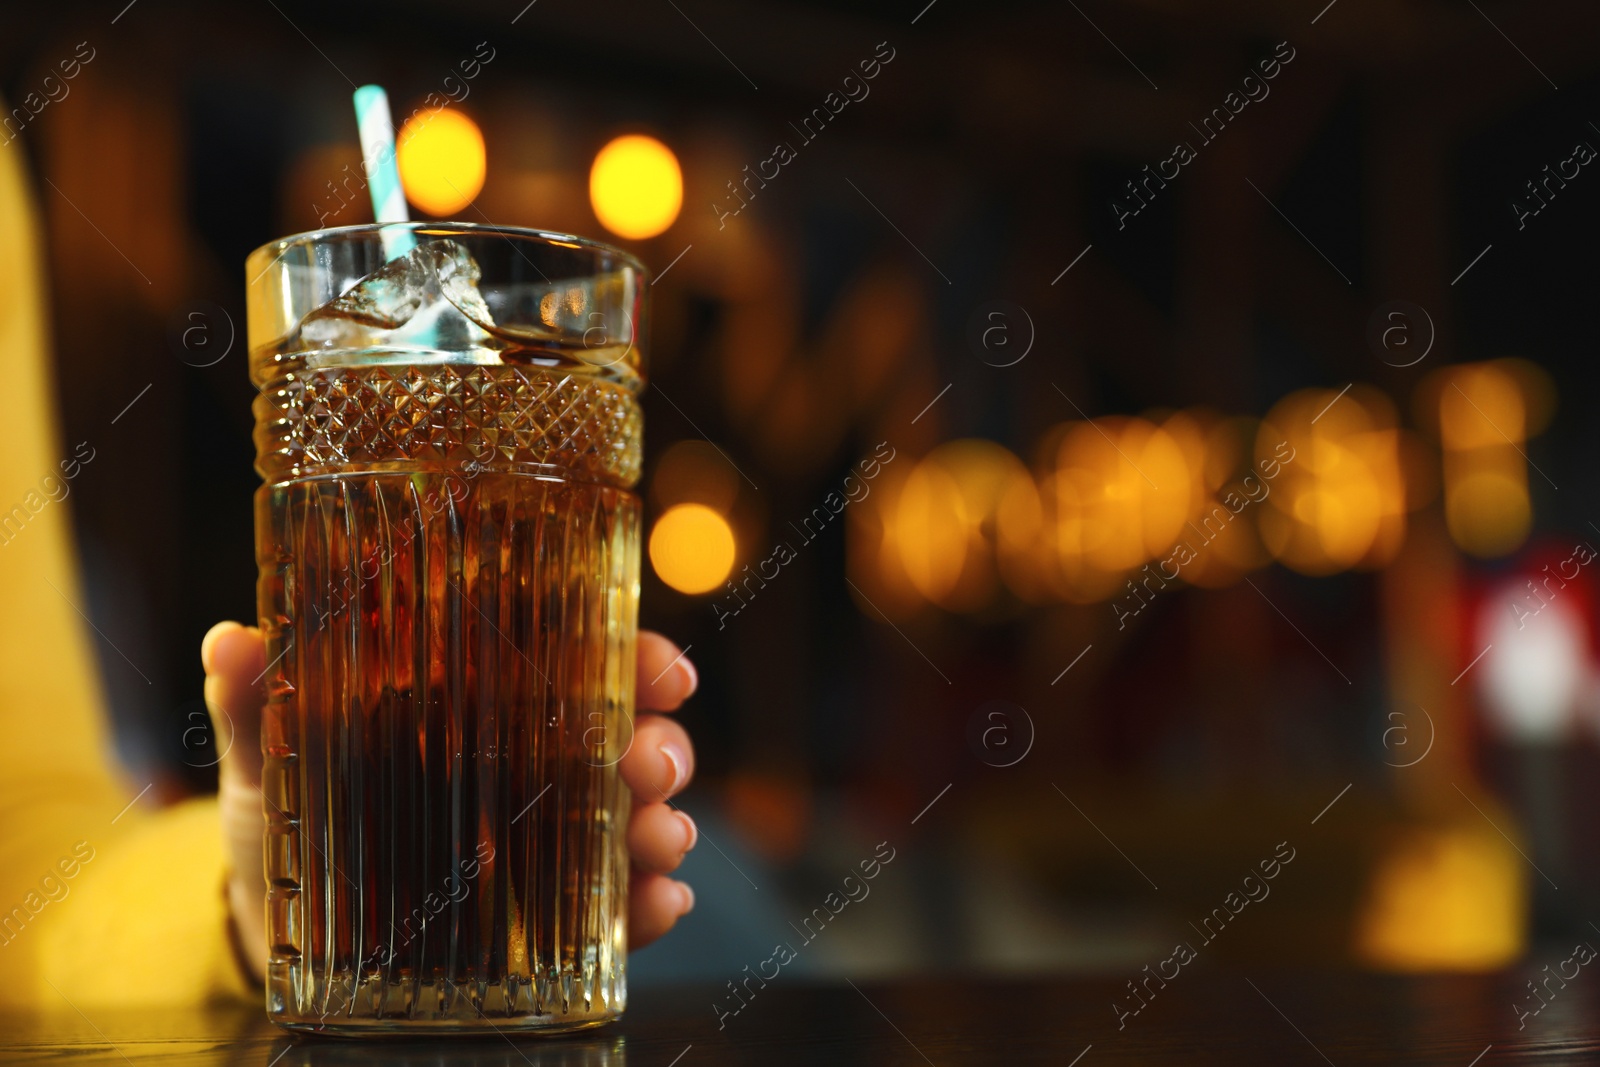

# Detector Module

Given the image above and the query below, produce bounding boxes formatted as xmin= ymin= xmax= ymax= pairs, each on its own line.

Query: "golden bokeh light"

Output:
xmin=1258 ymin=387 xmax=1406 ymax=576
xmin=994 ymin=468 xmax=1047 ymax=602
xmin=849 ymin=441 xmax=1042 ymax=614
xmin=895 ymin=459 xmax=971 ymax=605
xmin=1355 ymin=825 xmax=1524 ymax=972
xmin=887 ymin=440 xmax=1034 ymax=612
xmin=1446 ymin=458 xmax=1531 ymax=558
xmin=1178 ymin=414 xmax=1272 ymax=588
xmin=395 ymin=107 xmax=487 ymax=216
xmin=1422 ymin=360 xmax=1548 ymax=559
xmin=846 ymin=461 xmax=922 ymax=617
xmin=589 ymin=134 xmax=683 ymax=240
xmin=649 ymin=503 xmax=736 ymax=594
xmin=1440 ymin=363 xmax=1525 ymax=450
xmin=1446 ymin=467 xmax=1529 ymax=556
xmin=651 ymin=439 xmax=742 ymax=513
xmin=1038 ymin=418 xmax=1195 ymax=599
xmin=1037 ymin=466 xmax=1126 ymax=604
xmin=846 ymin=374 xmax=1547 ymax=606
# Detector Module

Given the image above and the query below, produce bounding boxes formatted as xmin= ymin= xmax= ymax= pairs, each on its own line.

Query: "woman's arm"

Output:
xmin=0 ymin=110 xmax=253 ymax=1009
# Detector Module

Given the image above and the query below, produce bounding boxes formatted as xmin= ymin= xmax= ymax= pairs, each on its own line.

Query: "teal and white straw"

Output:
xmin=353 ymin=84 xmax=417 ymax=260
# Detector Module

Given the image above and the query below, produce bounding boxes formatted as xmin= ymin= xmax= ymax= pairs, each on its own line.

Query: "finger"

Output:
xmin=628 ymin=869 xmax=694 ymax=950
xmin=637 ymin=631 xmax=697 ymax=712
xmin=203 ymin=621 xmax=269 ymax=983
xmin=627 ymin=801 xmax=698 ymax=875
xmin=619 ymin=713 xmax=695 ymax=803
xmin=202 ymin=621 xmax=267 ymax=783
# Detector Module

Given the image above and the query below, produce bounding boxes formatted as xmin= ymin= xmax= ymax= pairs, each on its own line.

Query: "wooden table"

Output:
xmin=3 ymin=971 xmax=1593 ymax=1064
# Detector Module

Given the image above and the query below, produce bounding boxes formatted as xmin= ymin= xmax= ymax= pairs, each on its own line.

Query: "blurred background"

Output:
xmin=4 ymin=0 xmax=1600 ymax=985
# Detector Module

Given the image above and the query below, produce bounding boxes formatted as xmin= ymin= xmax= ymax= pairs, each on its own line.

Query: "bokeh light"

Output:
xmin=888 ymin=441 xmax=1034 ymax=611
xmin=994 ymin=463 xmax=1046 ymax=602
xmin=1430 ymin=361 xmax=1542 ymax=558
xmin=649 ymin=503 xmax=736 ymax=594
xmin=846 ymin=458 xmax=921 ymax=617
xmin=395 ymin=107 xmax=487 ymax=216
xmin=851 ymin=440 xmax=1038 ymax=614
xmin=651 ymin=439 xmax=741 ymax=513
xmin=1258 ymin=386 xmax=1406 ymax=575
xmin=1355 ymin=827 xmax=1524 ymax=972
xmin=894 ymin=457 xmax=970 ymax=606
xmin=1477 ymin=575 xmax=1589 ymax=741
xmin=1440 ymin=363 xmax=1526 ymax=449
xmin=1445 ymin=466 xmax=1529 ymax=558
xmin=589 ymin=134 xmax=683 ymax=240
xmin=1036 ymin=417 xmax=1194 ymax=601
xmin=1178 ymin=413 xmax=1272 ymax=588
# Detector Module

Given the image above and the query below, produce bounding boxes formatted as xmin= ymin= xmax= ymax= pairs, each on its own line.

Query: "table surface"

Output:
xmin=1 ymin=971 xmax=1594 ymax=1065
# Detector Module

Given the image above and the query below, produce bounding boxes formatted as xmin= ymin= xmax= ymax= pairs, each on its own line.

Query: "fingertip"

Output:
xmin=201 ymin=621 xmax=244 ymax=675
xmin=638 ymin=633 xmax=699 ymax=710
xmin=620 ymin=716 xmax=696 ymax=801
xmin=660 ymin=744 xmax=689 ymax=796
xmin=625 ymin=802 xmax=697 ymax=874
xmin=674 ymin=809 xmax=698 ymax=853
xmin=638 ymin=632 xmax=678 ymax=666
xmin=204 ymin=622 xmax=265 ymax=681
xmin=629 ymin=870 xmax=692 ymax=949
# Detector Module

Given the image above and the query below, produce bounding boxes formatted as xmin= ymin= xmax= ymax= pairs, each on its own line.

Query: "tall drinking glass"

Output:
xmin=245 ymin=223 xmax=646 ymax=1033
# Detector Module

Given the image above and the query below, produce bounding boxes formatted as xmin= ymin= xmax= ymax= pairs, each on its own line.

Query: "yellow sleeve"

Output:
xmin=0 ymin=110 xmax=253 ymax=1008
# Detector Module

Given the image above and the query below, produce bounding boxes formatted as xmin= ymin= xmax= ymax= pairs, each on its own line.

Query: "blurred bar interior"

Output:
xmin=5 ymin=0 xmax=1600 ymax=983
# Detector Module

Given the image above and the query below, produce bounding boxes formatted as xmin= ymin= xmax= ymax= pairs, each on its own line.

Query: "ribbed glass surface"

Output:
xmin=256 ymin=364 xmax=639 ymax=1033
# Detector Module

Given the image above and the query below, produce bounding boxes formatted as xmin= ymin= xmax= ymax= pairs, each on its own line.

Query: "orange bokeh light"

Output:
xmin=1258 ymin=387 xmax=1406 ymax=575
xmin=395 ymin=107 xmax=487 ymax=216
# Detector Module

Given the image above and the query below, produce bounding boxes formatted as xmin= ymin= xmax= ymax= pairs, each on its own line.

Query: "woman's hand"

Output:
xmin=201 ymin=622 xmax=699 ymax=983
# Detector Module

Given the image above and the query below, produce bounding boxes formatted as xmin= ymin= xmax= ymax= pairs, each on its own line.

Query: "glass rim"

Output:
xmin=245 ymin=220 xmax=650 ymax=281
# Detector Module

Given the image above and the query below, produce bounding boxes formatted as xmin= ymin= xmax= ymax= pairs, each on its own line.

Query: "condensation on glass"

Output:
xmin=245 ymin=223 xmax=647 ymax=1033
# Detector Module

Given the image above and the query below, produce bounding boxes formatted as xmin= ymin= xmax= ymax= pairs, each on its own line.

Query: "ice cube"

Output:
xmin=298 ymin=239 xmax=497 ymax=352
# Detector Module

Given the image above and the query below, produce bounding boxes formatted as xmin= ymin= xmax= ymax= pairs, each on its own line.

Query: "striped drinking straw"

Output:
xmin=352 ymin=84 xmax=418 ymax=260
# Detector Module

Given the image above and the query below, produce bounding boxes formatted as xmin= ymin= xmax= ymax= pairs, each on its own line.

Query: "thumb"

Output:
xmin=202 ymin=620 xmax=268 ymax=982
